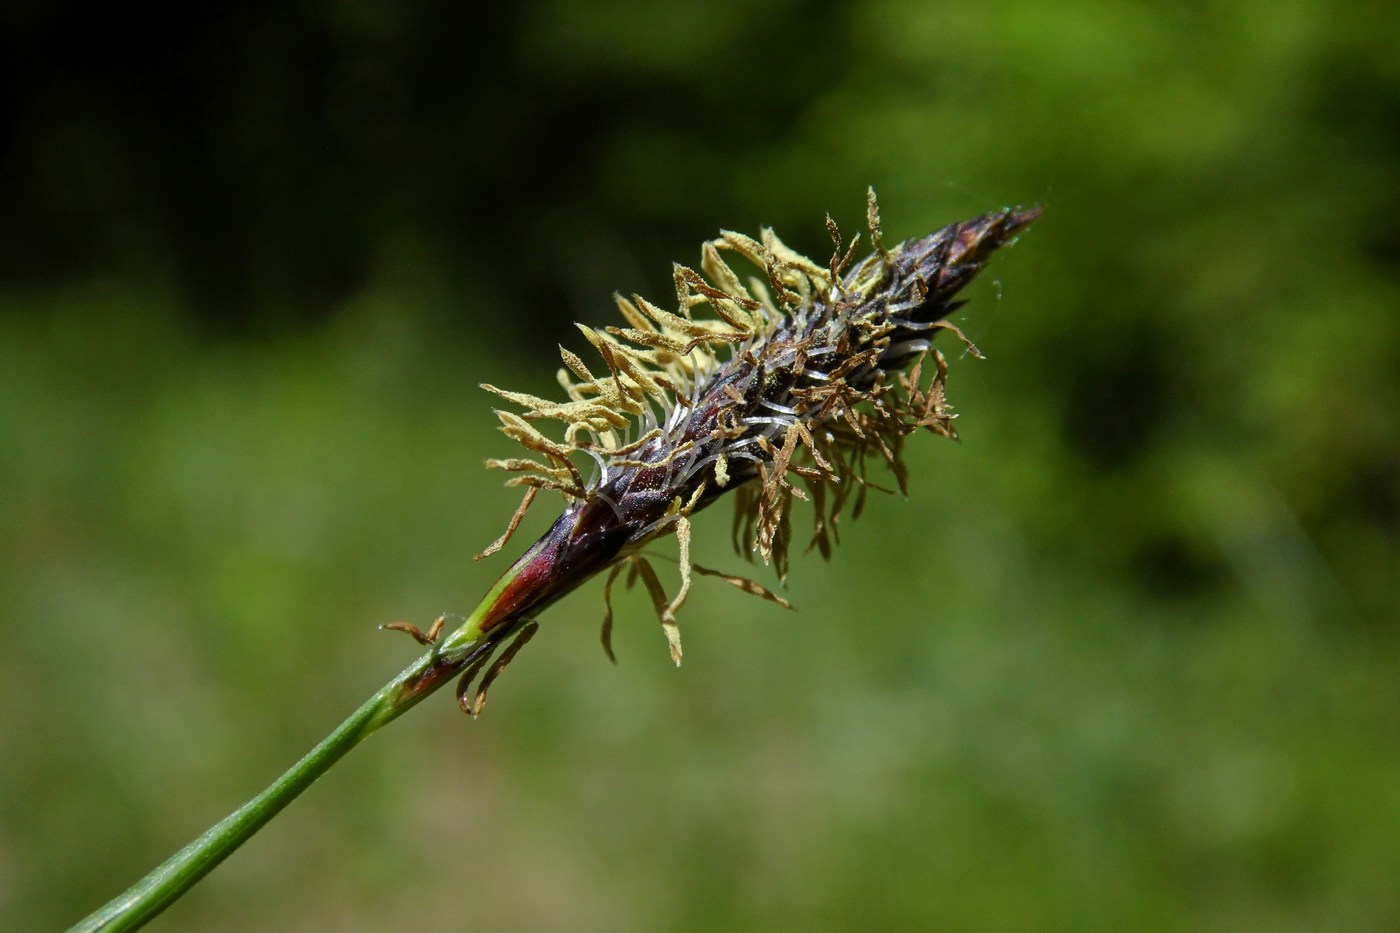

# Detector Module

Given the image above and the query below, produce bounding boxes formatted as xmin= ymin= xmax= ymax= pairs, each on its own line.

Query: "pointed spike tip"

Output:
xmin=1003 ymin=204 xmax=1044 ymax=236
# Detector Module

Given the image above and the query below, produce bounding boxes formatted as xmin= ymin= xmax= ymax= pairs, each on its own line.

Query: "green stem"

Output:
xmin=69 ymin=614 xmax=505 ymax=932
xmin=69 ymin=528 xmax=556 ymax=931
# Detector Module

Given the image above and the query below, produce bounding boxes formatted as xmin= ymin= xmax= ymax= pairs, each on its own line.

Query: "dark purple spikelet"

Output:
xmin=475 ymin=190 xmax=1039 ymax=664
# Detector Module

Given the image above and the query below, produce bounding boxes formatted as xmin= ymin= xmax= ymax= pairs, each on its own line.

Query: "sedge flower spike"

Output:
xmin=71 ymin=193 xmax=1036 ymax=932
xmin=402 ymin=190 xmax=1038 ymax=711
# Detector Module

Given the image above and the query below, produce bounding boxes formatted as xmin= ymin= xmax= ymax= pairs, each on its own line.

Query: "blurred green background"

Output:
xmin=3 ymin=1 xmax=1397 ymax=929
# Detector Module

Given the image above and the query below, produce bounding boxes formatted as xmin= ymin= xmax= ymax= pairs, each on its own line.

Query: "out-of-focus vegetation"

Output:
xmin=3 ymin=2 xmax=1397 ymax=929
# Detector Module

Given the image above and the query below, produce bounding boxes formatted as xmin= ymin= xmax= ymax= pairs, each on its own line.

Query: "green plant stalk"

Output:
xmin=68 ymin=558 xmax=537 ymax=933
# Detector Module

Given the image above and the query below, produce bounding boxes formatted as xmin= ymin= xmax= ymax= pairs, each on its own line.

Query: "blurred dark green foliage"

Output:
xmin=2 ymin=1 xmax=1397 ymax=929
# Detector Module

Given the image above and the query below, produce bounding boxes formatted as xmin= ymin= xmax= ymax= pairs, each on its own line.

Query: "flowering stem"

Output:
xmin=68 ymin=193 xmax=1038 ymax=932
xmin=69 ymin=590 xmax=520 ymax=932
